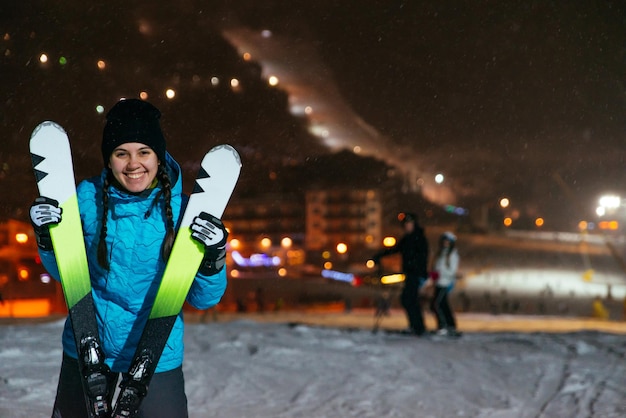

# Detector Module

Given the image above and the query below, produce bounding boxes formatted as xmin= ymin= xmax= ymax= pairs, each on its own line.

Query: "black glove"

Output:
xmin=30 ymin=196 xmax=62 ymax=251
xmin=190 ymin=212 xmax=228 ymax=275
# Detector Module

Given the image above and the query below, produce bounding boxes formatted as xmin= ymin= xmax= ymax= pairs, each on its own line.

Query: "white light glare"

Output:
xmin=599 ymin=195 xmax=621 ymax=209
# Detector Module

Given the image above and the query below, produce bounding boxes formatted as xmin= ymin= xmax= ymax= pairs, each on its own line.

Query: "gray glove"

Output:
xmin=30 ymin=196 xmax=62 ymax=251
xmin=190 ymin=212 xmax=228 ymax=275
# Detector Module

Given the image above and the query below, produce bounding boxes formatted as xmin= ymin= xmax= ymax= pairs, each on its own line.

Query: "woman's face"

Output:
xmin=108 ymin=142 xmax=159 ymax=193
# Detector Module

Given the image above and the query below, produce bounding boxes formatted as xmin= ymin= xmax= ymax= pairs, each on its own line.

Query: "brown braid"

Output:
xmin=97 ymin=172 xmax=112 ymax=270
xmin=158 ymin=164 xmax=176 ymax=262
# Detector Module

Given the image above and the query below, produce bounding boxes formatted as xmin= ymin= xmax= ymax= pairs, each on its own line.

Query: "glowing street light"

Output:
xmin=500 ymin=198 xmax=510 ymax=208
xmin=229 ymin=238 xmax=241 ymax=250
xmin=382 ymin=237 xmax=396 ymax=247
xmin=435 ymin=173 xmax=444 ymax=184
xmin=15 ymin=233 xmax=28 ymax=244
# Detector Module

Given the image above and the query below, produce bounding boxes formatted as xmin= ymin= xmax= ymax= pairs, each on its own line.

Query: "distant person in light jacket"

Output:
xmin=429 ymin=231 xmax=460 ymax=336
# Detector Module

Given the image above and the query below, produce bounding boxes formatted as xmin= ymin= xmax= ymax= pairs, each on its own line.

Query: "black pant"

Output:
xmin=430 ymin=286 xmax=457 ymax=330
xmin=52 ymin=353 xmax=188 ymax=418
xmin=400 ymin=275 xmax=426 ymax=334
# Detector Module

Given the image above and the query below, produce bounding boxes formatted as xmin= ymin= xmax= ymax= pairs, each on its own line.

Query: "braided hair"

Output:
xmin=97 ymin=164 xmax=176 ymax=270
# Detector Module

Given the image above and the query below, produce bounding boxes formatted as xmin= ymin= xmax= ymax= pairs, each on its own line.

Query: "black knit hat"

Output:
xmin=102 ymin=99 xmax=166 ymax=166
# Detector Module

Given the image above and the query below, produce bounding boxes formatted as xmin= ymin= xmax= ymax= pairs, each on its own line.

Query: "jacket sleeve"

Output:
xmin=38 ymin=248 xmax=61 ymax=282
xmin=374 ymin=237 xmax=403 ymax=259
xmin=186 ymin=267 xmax=227 ymax=310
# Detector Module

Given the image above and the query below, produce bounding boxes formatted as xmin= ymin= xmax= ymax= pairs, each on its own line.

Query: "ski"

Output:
xmin=112 ymin=145 xmax=241 ymax=417
xmin=30 ymin=121 xmax=111 ymax=417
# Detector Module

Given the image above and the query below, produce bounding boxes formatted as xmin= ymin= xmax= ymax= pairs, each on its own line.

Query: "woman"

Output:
xmin=430 ymin=231 xmax=460 ymax=336
xmin=30 ymin=99 xmax=227 ymax=417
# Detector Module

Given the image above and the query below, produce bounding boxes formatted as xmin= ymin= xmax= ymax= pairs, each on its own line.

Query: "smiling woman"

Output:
xmin=108 ymin=143 xmax=160 ymax=193
xmin=29 ymin=98 xmax=231 ymax=417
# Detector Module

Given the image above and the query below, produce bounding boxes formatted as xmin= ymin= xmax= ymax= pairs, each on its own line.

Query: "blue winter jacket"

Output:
xmin=39 ymin=153 xmax=227 ymax=373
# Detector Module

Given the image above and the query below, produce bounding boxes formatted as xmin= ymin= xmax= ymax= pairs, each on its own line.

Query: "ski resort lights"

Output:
xmin=231 ymin=251 xmax=280 ymax=268
xmin=321 ymin=269 xmax=354 ymax=284
xmin=380 ymin=273 xmax=405 ymax=285
xmin=382 ymin=237 xmax=396 ymax=247
xmin=597 ymin=194 xmax=622 ymax=218
xmin=14 ymin=233 xmax=28 ymax=244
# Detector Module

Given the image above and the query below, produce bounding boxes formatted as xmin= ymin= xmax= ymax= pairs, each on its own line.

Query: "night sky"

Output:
xmin=2 ymin=1 xmax=625 ymax=230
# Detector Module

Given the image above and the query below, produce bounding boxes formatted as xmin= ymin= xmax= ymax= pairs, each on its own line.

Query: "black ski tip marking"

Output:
xmin=191 ymin=180 xmax=204 ymax=194
xmin=31 ymin=153 xmax=48 ymax=182
xmin=191 ymin=167 xmax=210 ymax=194
xmin=31 ymin=153 xmax=45 ymax=168
xmin=197 ymin=167 xmax=210 ymax=180
xmin=33 ymin=168 xmax=48 ymax=183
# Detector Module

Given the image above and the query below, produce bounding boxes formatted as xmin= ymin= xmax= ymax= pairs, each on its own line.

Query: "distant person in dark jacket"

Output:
xmin=373 ymin=212 xmax=429 ymax=335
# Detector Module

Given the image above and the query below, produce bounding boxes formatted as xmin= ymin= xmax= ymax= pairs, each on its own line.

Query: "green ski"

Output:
xmin=112 ymin=144 xmax=241 ymax=417
xmin=30 ymin=121 xmax=111 ymax=417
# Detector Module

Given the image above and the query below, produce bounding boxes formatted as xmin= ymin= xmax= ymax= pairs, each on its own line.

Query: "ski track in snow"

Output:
xmin=1 ymin=319 xmax=626 ymax=417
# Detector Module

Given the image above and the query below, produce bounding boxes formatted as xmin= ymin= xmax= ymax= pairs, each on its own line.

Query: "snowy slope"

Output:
xmin=1 ymin=315 xmax=625 ymax=418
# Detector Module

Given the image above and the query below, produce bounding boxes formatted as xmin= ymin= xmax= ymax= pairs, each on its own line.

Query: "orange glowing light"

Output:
xmin=15 ymin=233 xmax=28 ymax=244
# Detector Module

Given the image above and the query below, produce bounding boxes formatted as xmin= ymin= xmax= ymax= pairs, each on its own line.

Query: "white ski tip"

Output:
xmin=30 ymin=121 xmax=67 ymax=139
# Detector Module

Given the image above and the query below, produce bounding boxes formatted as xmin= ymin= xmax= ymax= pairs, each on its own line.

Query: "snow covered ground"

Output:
xmin=1 ymin=311 xmax=625 ymax=418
